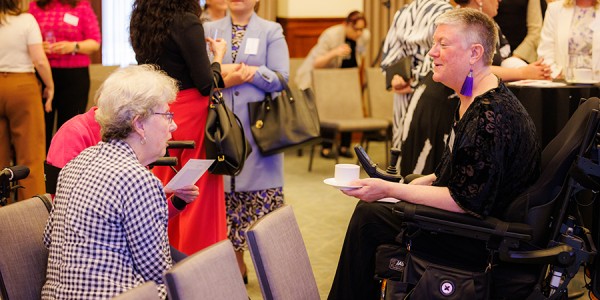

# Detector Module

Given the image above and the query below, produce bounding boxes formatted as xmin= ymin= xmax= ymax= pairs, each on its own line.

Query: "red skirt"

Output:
xmin=153 ymin=88 xmax=226 ymax=255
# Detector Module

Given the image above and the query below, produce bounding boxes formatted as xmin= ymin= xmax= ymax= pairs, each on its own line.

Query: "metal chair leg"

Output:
xmin=308 ymin=144 xmax=315 ymax=172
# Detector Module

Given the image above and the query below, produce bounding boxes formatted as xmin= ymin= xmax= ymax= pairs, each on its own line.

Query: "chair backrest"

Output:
xmin=164 ymin=239 xmax=248 ymax=300
xmin=112 ymin=281 xmax=160 ymax=300
xmin=506 ymin=97 xmax=600 ymax=245
xmin=312 ymin=68 xmax=364 ymax=120
xmin=87 ymin=64 xmax=120 ymax=110
xmin=0 ymin=195 xmax=52 ymax=300
xmin=246 ymin=205 xmax=319 ymax=300
xmin=366 ymin=67 xmax=394 ymax=123
xmin=289 ymin=58 xmax=305 ymax=91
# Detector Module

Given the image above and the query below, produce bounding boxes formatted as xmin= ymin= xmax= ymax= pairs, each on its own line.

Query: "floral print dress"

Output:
xmin=225 ymin=23 xmax=285 ymax=251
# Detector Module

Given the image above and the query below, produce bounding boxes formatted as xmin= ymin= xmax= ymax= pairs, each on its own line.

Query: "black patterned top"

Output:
xmin=433 ymin=79 xmax=541 ymax=219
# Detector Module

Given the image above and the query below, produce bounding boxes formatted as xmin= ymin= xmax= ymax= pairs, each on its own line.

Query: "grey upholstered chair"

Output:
xmin=365 ymin=67 xmax=395 ymax=162
xmin=288 ymin=58 xmax=305 ymax=92
xmin=0 ymin=194 xmax=52 ymax=300
xmin=112 ymin=281 xmax=160 ymax=300
xmin=246 ymin=205 xmax=320 ymax=300
xmin=309 ymin=68 xmax=389 ymax=170
xmin=87 ymin=64 xmax=119 ymax=110
xmin=164 ymin=239 xmax=248 ymax=300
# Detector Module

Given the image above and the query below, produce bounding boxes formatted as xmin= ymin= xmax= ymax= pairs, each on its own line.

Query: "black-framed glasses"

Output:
xmin=153 ymin=112 xmax=174 ymax=124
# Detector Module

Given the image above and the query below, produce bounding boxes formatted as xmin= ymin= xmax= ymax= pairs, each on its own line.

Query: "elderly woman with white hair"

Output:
xmin=42 ymin=65 xmax=179 ymax=299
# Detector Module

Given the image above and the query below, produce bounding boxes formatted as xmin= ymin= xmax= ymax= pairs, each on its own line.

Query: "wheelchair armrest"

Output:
xmin=44 ymin=162 xmax=61 ymax=194
xmin=166 ymin=141 xmax=196 ymax=149
xmin=148 ymin=157 xmax=177 ymax=167
xmin=392 ymin=202 xmax=532 ymax=242
xmin=501 ymin=244 xmax=574 ymax=266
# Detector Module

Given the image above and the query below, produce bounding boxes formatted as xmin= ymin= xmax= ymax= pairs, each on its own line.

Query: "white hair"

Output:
xmin=95 ymin=64 xmax=179 ymax=141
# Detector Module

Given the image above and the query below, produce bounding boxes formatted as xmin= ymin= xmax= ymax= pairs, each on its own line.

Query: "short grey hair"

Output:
xmin=95 ymin=64 xmax=179 ymax=142
xmin=435 ymin=8 xmax=498 ymax=66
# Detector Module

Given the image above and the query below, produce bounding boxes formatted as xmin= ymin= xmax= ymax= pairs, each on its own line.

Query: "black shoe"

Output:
xmin=339 ymin=148 xmax=354 ymax=159
xmin=320 ymin=148 xmax=336 ymax=159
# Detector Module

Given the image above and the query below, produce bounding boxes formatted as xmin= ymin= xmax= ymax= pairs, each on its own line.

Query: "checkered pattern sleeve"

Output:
xmin=121 ymin=166 xmax=173 ymax=297
xmin=42 ymin=140 xmax=172 ymax=299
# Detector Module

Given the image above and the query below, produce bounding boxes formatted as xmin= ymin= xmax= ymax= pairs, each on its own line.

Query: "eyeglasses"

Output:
xmin=153 ymin=112 xmax=174 ymax=124
xmin=352 ymin=26 xmax=365 ymax=32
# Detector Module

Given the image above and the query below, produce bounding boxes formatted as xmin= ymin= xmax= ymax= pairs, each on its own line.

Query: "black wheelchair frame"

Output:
xmin=358 ymin=97 xmax=600 ymax=299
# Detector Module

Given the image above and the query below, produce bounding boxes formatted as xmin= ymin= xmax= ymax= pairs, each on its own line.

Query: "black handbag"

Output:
xmin=205 ymin=78 xmax=251 ymax=176
xmin=248 ymin=72 xmax=321 ymax=155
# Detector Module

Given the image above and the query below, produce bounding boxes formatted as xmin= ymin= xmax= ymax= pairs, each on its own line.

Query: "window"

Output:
xmin=101 ymin=0 xmax=135 ymax=66
xmin=101 ymin=0 xmax=206 ymax=66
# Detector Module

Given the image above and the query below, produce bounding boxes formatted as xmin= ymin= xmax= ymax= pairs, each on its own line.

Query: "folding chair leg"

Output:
xmin=385 ymin=138 xmax=389 ymax=164
xmin=334 ymin=131 xmax=340 ymax=164
xmin=308 ymin=144 xmax=315 ymax=172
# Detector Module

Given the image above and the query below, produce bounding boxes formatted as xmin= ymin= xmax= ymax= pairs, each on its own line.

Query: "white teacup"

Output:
xmin=566 ymin=55 xmax=595 ymax=82
xmin=334 ymin=164 xmax=360 ymax=186
xmin=572 ymin=68 xmax=593 ymax=82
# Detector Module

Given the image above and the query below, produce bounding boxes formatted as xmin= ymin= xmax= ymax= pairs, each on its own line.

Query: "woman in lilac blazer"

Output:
xmin=203 ymin=0 xmax=290 ymax=281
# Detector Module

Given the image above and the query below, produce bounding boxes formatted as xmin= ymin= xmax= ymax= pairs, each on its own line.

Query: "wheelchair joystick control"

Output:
xmin=385 ymin=148 xmax=401 ymax=175
xmin=354 ymin=145 xmax=403 ymax=182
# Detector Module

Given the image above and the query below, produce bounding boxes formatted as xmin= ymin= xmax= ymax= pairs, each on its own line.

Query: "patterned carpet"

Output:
xmin=244 ymin=143 xmax=390 ymax=299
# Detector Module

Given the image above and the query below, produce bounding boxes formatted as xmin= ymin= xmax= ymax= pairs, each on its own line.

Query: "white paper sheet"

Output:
xmin=507 ymin=80 xmax=567 ymax=87
xmin=376 ymin=198 xmax=401 ymax=203
xmin=164 ymin=159 xmax=214 ymax=190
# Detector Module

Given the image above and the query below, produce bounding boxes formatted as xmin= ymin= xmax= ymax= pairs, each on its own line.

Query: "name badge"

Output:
xmin=244 ymin=38 xmax=259 ymax=55
xmin=63 ymin=13 xmax=79 ymax=26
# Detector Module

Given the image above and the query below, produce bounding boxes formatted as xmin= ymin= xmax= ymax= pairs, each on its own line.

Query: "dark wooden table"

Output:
xmin=508 ymin=83 xmax=600 ymax=148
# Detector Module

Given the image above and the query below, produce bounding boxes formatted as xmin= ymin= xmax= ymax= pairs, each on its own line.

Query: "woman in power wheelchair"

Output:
xmin=328 ymin=9 xmax=543 ymax=299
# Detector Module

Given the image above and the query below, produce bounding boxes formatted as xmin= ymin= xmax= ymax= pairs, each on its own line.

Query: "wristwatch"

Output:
xmin=72 ymin=42 xmax=79 ymax=55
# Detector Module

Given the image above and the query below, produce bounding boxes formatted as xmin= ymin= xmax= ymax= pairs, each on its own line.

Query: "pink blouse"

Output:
xmin=46 ymin=107 xmax=181 ymax=217
xmin=29 ymin=0 xmax=101 ymax=68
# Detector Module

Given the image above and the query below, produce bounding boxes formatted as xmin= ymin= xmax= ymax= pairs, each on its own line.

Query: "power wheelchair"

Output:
xmin=357 ymin=97 xmax=600 ymax=299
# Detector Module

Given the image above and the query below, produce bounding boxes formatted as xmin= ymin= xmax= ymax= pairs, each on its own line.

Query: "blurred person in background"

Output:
xmin=201 ymin=0 xmax=227 ymax=23
xmin=537 ymin=0 xmax=600 ymax=79
xmin=204 ymin=0 xmax=289 ymax=282
xmin=295 ymin=11 xmax=370 ymax=159
xmin=495 ymin=0 xmax=544 ymax=64
xmin=130 ymin=0 xmax=228 ymax=257
xmin=379 ymin=0 xmax=453 ymax=164
xmin=29 ymin=0 xmax=100 ymax=152
xmin=0 ymin=0 xmax=53 ymax=200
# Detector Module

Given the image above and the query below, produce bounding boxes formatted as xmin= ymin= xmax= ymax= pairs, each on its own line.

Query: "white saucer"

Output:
xmin=323 ymin=178 xmax=362 ymax=190
xmin=508 ymin=80 xmax=567 ymax=87
xmin=566 ymin=79 xmax=600 ymax=85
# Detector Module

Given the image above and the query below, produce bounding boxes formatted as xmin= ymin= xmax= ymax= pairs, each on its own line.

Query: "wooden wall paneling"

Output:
xmin=90 ymin=0 xmax=102 ymax=64
xmin=277 ymin=17 xmax=344 ymax=58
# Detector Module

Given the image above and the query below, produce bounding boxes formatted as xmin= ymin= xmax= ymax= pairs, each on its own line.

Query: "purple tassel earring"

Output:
xmin=460 ymin=68 xmax=474 ymax=96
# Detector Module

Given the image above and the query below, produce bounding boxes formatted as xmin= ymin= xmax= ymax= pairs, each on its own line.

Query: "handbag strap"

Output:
xmin=273 ymin=71 xmax=294 ymax=103
xmin=210 ymin=75 xmax=224 ymax=105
